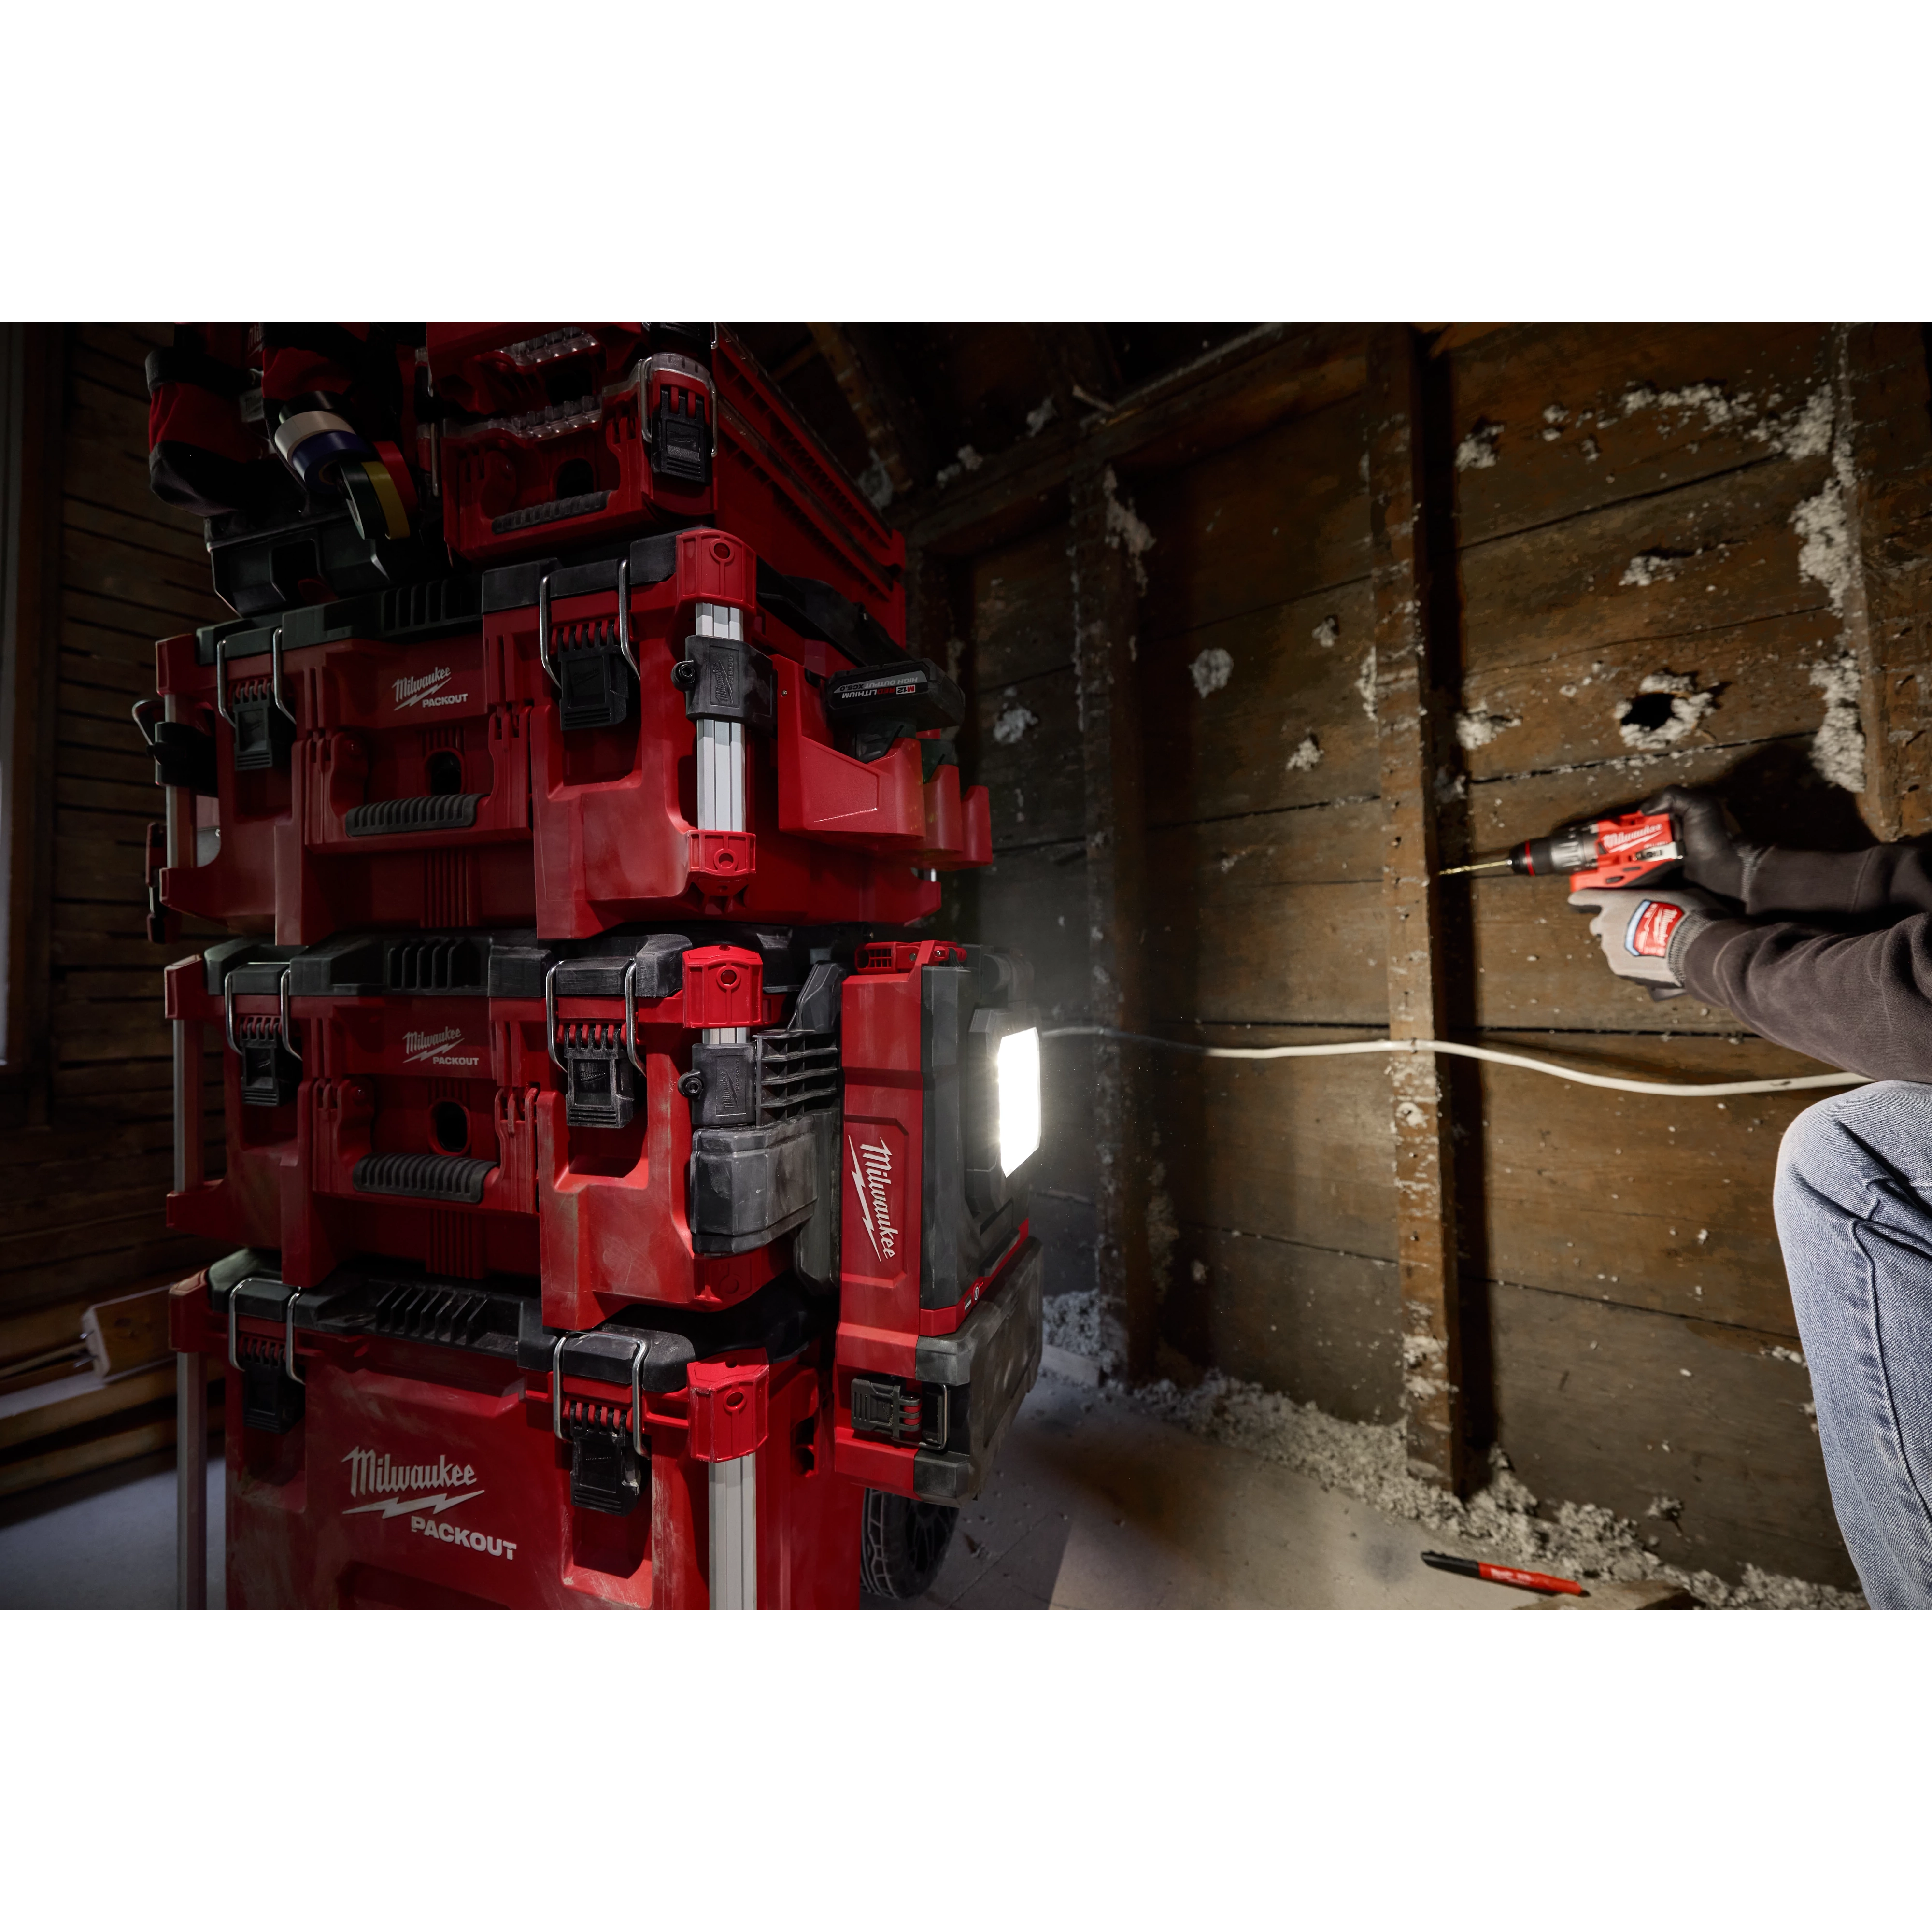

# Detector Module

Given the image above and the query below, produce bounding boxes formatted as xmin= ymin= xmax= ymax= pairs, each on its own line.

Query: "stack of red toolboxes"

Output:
xmin=145 ymin=323 xmax=1042 ymax=1610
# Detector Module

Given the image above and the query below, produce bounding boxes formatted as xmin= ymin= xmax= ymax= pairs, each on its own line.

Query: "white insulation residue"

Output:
xmin=991 ymin=697 xmax=1039 ymax=747
xmin=1038 ymin=1291 xmax=1863 ymax=1609
xmin=1774 ymin=385 xmax=1833 ymax=461
xmin=1285 ymin=733 xmax=1322 ymax=771
xmin=1615 ymin=671 xmax=1716 ymax=752
xmin=1455 ymin=420 xmax=1503 ymax=470
xmin=1311 ymin=615 xmax=1339 ymax=650
xmin=1792 ymin=479 xmax=1853 ymax=615
xmin=1809 ymin=654 xmax=1866 ymax=792
xmin=1355 ymin=648 xmax=1378 ymax=722
xmin=1103 ymin=464 xmax=1156 ymax=592
xmin=1189 ymin=647 xmax=1233 ymax=698
xmin=856 ymin=449 xmax=893 ymax=511
xmin=1025 ymin=396 xmax=1058 ymax=438
xmin=1454 ymin=706 xmax=1521 ymax=752
xmin=1620 ymin=550 xmax=1685 ymax=589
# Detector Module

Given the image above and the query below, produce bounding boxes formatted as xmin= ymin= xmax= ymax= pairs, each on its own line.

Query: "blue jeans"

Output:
xmin=1776 ymin=1081 xmax=1932 ymax=1608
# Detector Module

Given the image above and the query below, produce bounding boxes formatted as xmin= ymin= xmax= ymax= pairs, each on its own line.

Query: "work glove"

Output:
xmin=1570 ymin=883 xmax=1724 ymax=999
xmin=1642 ymin=784 xmax=1766 ymax=907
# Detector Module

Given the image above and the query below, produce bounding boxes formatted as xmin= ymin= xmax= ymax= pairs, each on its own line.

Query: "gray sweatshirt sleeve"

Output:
xmin=1678 ymin=911 xmax=1932 ymax=1082
xmin=1746 ymin=839 xmax=1932 ymax=919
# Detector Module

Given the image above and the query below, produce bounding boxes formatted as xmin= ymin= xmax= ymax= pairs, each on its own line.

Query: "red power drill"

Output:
xmin=1441 ymin=808 xmax=1684 ymax=890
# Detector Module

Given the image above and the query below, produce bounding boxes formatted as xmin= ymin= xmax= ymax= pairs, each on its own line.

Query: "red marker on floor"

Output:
xmin=1421 ymin=1550 xmax=1586 ymax=1597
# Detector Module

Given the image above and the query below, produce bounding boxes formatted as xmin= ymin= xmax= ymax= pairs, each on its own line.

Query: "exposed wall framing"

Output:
xmin=936 ymin=320 xmax=1892 ymax=1589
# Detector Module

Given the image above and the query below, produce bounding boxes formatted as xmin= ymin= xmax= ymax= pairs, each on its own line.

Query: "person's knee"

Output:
xmin=1776 ymin=1081 xmax=1932 ymax=1211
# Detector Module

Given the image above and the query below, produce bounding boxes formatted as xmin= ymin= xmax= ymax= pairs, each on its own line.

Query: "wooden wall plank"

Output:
xmin=1448 ymin=321 xmax=1833 ymax=547
xmin=976 ymin=668 xmax=1083 ymax=851
xmin=1491 ymin=1280 xmax=1855 ymax=1590
xmin=1158 ymin=1227 xmax=1401 ymax=1424
xmin=63 ymin=493 xmax=206 ymax=565
xmin=1143 ymin=817 xmax=1384 ymax=1024
xmin=1468 ymin=1031 xmax=1829 ymax=1337
xmin=969 ymin=526 xmax=1075 ymax=687
xmin=1141 ymin=579 xmax=1377 ymax=829
xmin=1150 ymin=1043 xmax=1396 ymax=1264
xmin=1458 ymin=454 xmax=1835 ymax=683
xmin=1135 ymin=391 xmax=1372 ymax=648
xmin=64 ymin=523 xmax=215 ymax=612
xmin=64 ymin=439 xmax=188 ymax=529
xmin=1457 ymin=610 xmax=1851 ymax=786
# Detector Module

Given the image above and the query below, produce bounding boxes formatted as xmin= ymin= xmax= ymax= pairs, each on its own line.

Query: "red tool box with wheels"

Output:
xmin=144 ymin=320 xmax=1037 ymax=1612
xmin=170 ymin=1252 xmax=858 ymax=1609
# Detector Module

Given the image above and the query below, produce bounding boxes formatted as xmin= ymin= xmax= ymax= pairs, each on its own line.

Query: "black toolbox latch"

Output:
xmin=648 ymin=373 xmax=712 ymax=489
xmin=549 ymin=1332 xmax=652 ymax=1516
xmin=215 ymin=633 xmax=297 ymax=772
xmin=538 ymin=560 xmax=638 ymax=733
xmin=544 ymin=960 xmax=638 ymax=1128
xmin=224 ymin=1275 xmax=307 ymax=1435
xmin=225 ymin=965 xmax=302 ymax=1107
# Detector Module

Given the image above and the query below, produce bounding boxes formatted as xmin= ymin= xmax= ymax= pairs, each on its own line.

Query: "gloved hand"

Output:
xmin=1642 ymin=784 xmax=1765 ymax=906
xmin=1570 ymin=883 xmax=1724 ymax=997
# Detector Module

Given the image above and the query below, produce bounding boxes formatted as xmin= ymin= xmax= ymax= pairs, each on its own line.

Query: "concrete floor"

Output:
xmin=0 ymin=1450 xmax=225 ymax=1609
xmin=0 ymin=1377 xmax=1524 ymax=1610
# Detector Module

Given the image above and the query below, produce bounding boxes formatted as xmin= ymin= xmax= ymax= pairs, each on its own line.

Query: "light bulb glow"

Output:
xmin=996 ymin=1026 xmax=1041 ymax=1176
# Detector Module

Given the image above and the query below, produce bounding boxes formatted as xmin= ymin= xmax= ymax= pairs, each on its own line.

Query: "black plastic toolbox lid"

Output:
xmin=194 ymin=573 xmax=485 ymax=666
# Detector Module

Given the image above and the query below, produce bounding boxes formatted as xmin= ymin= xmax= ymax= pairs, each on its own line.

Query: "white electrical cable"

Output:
xmin=1039 ymin=1027 xmax=1870 ymax=1100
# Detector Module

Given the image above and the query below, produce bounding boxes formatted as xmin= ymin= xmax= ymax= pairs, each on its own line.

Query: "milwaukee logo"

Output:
xmin=848 ymin=1134 xmax=899 ymax=1262
xmin=392 ymin=666 xmax=467 ymax=711
xmin=1603 ymin=820 xmax=1677 ymax=856
xmin=403 ymin=1026 xmax=480 ymax=1068
xmin=341 ymin=1446 xmax=482 ymax=1516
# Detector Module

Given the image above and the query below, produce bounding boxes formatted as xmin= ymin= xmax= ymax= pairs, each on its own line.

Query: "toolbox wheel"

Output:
xmin=860 ymin=1489 xmax=957 ymax=1600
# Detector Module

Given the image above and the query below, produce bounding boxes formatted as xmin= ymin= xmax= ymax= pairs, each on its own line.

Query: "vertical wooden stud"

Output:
xmin=1831 ymin=323 xmax=1932 ymax=842
xmin=1070 ymin=459 xmax=1154 ymax=1378
xmin=1366 ymin=324 xmax=1466 ymax=1491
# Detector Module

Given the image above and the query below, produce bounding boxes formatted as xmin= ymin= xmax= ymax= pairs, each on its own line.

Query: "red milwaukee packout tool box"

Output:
xmin=830 ymin=939 xmax=1045 ymax=1506
xmin=166 ymin=926 xmax=852 ymax=1333
xmin=168 ymin=1252 xmax=858 ymax=1609
xmin=426 ymin=326 xmax=903 ymax=631
xmin=142 ymin=526 xmax=989 ymax=945
xmin=168 ymin=929 xmax=1046 ymax=1509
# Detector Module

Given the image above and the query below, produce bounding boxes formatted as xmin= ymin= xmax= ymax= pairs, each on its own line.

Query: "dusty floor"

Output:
xmin=875 ymin=1374 xmax=1513 ymax=1610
